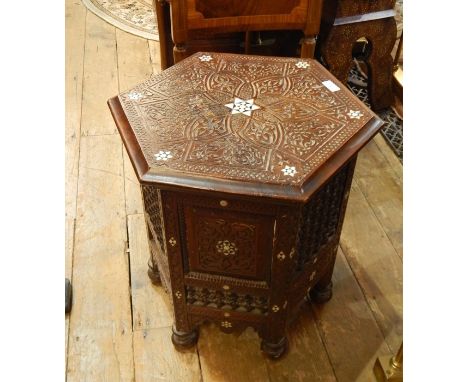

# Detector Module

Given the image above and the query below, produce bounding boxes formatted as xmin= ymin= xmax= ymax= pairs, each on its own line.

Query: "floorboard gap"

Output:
xmin=126 ymin=216 xmax=135 ymax=332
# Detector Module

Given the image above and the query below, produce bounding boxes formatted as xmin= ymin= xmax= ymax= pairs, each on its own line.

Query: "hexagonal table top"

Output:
xmin=109 ymin=52 xmax=382 ymax=201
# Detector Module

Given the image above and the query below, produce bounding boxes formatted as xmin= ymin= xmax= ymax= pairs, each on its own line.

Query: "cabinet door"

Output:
xmin=181 ymin=196 xmax=276 ymax=282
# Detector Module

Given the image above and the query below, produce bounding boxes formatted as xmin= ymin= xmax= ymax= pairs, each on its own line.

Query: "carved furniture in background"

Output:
xmin=155 ymin=0 xmax=323 ymax=69
xmin=108 ymin=52 xmax=383 ymax=358
xmin=393 ymin=31 xmax=403 ymax=71
xmin=318 ymin=0 xmax=397 ymax=110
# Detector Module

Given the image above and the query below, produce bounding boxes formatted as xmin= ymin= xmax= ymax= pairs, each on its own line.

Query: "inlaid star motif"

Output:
xmin=154 ymin=150 xmax=173 ymax=161
xmin=199 ymin=54 xmax=213 ymax=62
xmin=128 ymin=91 xmax=142 ymax=100
xmin=295 ymin=61 xmax=310 ymax=69
xmin=347 ymin=110 xmax=363 ymax=119
xmin=224 ymin=98 xmax=260 ymax=116
xmin=281 ymin=166 xmax=297 ymax=177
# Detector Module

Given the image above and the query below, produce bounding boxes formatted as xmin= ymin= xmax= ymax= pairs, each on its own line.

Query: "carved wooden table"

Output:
xmin=108 ymin=52 xmax=383 ymax=359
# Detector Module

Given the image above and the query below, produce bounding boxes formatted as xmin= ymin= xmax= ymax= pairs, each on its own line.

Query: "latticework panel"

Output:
xmin=141 ymin=185 xmax=166 ymax=253
xmin=186 ymin=286 xmax=268 ymax=315
xmin=295 ymin=163 xmax=350 ymax=272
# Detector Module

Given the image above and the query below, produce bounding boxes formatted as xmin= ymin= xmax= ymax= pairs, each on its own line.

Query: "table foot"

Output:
xmin=308 ymin=281 xmax=333 ymax=304
xmin=261 ymin=336 xmax=288 ymax=360
xmin=171 ymin=327 xmax=199 ymax=348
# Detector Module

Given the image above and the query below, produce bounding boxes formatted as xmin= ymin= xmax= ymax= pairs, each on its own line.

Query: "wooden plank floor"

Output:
xmin=65 ymin=1 xmax=403 ymax=380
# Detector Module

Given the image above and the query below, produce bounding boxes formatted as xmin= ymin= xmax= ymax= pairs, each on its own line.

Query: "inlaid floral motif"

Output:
xmin=119 ymin=53 xmax=372 ymax=186
xmin=295 ymin=61 xmax=310 ymax=69
xmin=281 ymin=166 xmax=297 ymax=177
xmin=347 ymin=110 xmax=363 ymax=119
xmin=216 ymin=240 xmax=238 ymax=256
xmin=277 ymin=251 xmax=286 ymax=261
xmin=194 ymin=217 xmax=257 ymax=277
xmin=199 ymin=54 xmax=213 ymax=62
xmin=154 ymin=150 xmax=173 ymax=161
xmin=221 ymin=321 xmax=233 ymax=328
xmin=128 ymin=91 xmax=142 ymax=100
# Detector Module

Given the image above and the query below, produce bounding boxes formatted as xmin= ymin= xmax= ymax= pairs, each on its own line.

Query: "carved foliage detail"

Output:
xmin=119 ymin=53 xmax=372 ymax=186
xmin=196 ymin=217 xmax=257 ymax=276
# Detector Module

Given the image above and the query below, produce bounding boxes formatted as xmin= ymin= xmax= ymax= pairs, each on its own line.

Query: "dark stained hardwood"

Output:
xmin=318 ymin=0 xmax=397 ymax=111
xmin=108 ymin=52 xmax=383 ymax=359
xmin=108 ymin=53 xmax=382 ymax=202
xmin=155 ymin=0 xmax=324 ymax=68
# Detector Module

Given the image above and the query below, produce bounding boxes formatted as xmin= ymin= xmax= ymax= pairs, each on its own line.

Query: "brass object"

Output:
xmin=219 ymin=200 xmax=228 ymax=207
xmin=169 ymin=237 xmax=177 ymax=247
xmin=221 ymin=321 xmax=232 ymax=328
xmin=272 ymin=305 xmax=280 ymax=312
xmin=175 ymin=291 xmax=182 ymax=299
xmin=222 ymin=285 xmax=230 ymax=290
xmin=374 ymin=343 xmax=403 ymax=382
xmin=277 ymin=251 xmax=286 ymax=261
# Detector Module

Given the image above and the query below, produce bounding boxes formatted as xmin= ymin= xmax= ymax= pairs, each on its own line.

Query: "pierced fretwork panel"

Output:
xmin=186 ymin=286 xmax=268 ymax=315
xmin=142 ymin=185 xmax=166 ymax=254
xmin=295 ymin=163 xmax=350 ymax=272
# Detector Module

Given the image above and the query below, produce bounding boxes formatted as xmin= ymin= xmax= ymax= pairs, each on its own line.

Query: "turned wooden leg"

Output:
xmin=300 ymin=36 xmax=317 ymax=59
xmin=145 ymin=220 xmax=161 ymax=285
xmin=171 ymin=326 xmax=199 ymax=348
xmin=309 ymin=280 xmax=333 ymax=304
xmin=261 ymin=336 xmax=288 ymax=360
xmin=308 ymin=247 xmax=338 ymax=304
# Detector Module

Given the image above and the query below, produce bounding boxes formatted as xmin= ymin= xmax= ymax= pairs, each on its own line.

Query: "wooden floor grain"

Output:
xmin=65 ymin=1 xmax=403 ymax=380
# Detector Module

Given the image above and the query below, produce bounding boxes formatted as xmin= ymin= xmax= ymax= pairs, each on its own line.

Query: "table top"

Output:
xmin=109 ymin=52 xmax=382 ymax=202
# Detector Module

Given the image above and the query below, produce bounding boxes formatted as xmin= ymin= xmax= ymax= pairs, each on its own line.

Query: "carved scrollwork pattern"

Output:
xmin=195 ymin=218 xmax=257 ymax=276
xmin=119 ymin=53 xmax=373 ymax=186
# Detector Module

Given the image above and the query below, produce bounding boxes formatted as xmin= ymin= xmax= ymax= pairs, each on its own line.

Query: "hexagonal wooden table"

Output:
xmin=108 ymin=52 xmax=383 ymax=359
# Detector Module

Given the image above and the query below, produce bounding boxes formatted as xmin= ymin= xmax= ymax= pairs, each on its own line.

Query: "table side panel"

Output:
xmin=181 ymin=196 xmax=275 ymax=281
